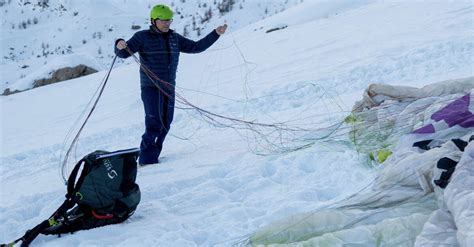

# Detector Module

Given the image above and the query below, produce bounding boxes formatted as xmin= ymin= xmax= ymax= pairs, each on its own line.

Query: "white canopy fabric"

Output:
xmin=352 ymin=77 xmax=474 ymax=112
xmin=415 ymin=140 xmax=474 ymax=247
xmin=246 ymin=80 xmax=474 ymax=247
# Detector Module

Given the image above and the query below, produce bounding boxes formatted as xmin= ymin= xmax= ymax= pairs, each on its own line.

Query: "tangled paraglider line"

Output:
xmin=56 ymin=39 xmax=466 ymax=247
xmin=123 ymin=45 xmax=347 ymax=149
xmin=58 ymin=42 xmax=462 ymax=183
xmin=58 ymin=41 xmax=347 ymax=182
xmin=59 ymin=56 xmax=117 ymax=183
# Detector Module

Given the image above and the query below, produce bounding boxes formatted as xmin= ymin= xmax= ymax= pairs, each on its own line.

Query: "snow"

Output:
xmin=7 ymin=53 xmax=103 ymax=91
xmin=0 ymin=0 xmax=302 ymax=92
xmin=1 ymin=0 xmax=473 ymax=246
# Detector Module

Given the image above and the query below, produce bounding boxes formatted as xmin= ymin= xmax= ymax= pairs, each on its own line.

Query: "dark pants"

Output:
xmin=138 ymin=86 xmax=175 ymax=165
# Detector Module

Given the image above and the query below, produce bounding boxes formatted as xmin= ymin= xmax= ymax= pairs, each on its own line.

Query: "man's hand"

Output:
xmin=116 ymin=40 xmax=127 ymax=50
xmin=215 ymin=24 xmax=228 ymax=35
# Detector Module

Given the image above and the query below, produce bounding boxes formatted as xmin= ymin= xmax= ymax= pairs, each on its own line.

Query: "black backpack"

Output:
xmin=2 ymin=148 xmax=141 ymax=247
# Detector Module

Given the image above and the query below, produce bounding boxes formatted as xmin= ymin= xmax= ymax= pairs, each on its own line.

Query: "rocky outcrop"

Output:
xmin=2 ymin=64 xmax=97 ymax=95
xmin=2 ymin=88 xmax=22 ymax=95
xmin=33 ymin=65 xmax=97 ymax=87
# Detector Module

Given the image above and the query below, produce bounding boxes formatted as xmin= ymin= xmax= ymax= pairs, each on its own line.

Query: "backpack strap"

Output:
xmin=66 ymin=158 xmax=88 ymax=199
xmin=1 ymin=158 xmax=88 ymax=247
xmin=1 ymin=197 xmax=76 ymax=247
xmin=4 ymin=220 xmax=51 ymax=247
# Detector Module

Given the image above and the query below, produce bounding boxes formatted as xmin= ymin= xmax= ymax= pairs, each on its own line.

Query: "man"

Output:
xmin=115 ymin=4 xmax=227 ymax=165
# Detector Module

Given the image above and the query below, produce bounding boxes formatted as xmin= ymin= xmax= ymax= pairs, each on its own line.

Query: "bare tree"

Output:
xmin=217 ymin=0 xmax=235 ymax=15
xmin=183 ymin=25 xmax=189 ymax=37
xmin=201 ymin=7 xmax=212 ymax=23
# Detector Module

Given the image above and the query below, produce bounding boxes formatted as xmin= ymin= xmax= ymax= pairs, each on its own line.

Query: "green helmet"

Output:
xmin=150 ymin=4 xmax=173 ymax=20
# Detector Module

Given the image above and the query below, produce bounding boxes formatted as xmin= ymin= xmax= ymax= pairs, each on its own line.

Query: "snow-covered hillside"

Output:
xmin=0 ymin=0 xmax=301 ymax=94
xmin=1 ymin=0 xmax=473 ymax=246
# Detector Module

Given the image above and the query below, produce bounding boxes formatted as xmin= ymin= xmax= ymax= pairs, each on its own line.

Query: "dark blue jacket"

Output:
xmin=115 ymin=26 xmax=220 ymax=88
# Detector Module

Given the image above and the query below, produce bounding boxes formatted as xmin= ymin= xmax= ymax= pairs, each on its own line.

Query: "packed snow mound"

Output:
xmin=245 ymin=80 xmax=474 ymax=247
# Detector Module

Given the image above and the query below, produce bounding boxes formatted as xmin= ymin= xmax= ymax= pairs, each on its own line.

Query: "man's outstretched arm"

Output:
xmin=179 ymin=24 xmax=227 ymax=54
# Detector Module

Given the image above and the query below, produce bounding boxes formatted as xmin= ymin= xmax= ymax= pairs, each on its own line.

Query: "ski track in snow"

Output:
xmin=1 ymin=1 xmax=474 ymax=246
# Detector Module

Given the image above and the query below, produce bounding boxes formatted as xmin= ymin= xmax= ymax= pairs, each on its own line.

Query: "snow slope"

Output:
xmin=0 ymin=0 xmax=301 ymax=93
xmin=1 ymin=0 xmax=473 ymax=246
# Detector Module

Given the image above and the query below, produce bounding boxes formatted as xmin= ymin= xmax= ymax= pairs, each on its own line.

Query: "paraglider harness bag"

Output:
xmin=2 ymin=148 xmax=141 ymax=247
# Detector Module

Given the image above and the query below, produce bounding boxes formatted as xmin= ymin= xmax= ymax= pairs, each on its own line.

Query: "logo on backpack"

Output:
xmin=103 ymin=159 xmax=118 ymax=179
